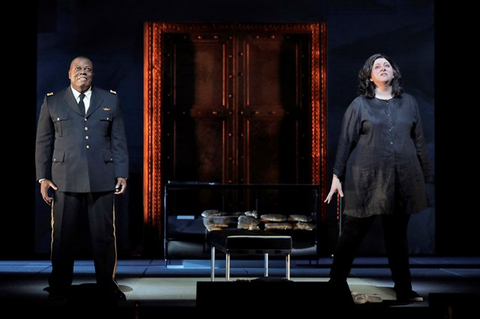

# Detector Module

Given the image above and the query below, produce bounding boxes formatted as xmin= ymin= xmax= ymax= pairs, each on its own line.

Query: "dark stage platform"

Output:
xmin=0 ymin=256 xmax=479 ymax=318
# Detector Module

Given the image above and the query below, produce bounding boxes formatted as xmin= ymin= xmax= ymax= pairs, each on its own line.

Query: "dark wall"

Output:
xmin=7 ymin=0 xmax=475 ymax=259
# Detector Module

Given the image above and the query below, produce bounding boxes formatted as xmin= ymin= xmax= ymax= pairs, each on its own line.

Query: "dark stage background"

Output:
xmin=4 ymin=1 xmax=475 ymax=260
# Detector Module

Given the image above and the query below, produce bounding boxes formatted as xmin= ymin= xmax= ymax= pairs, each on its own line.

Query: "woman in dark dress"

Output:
xmin=324 ymin=53 xmax=433 ymax=302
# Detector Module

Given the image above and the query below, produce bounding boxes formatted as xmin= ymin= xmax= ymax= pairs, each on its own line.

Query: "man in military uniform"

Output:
xmin=35 ymin=56 xmax=129 ymax=301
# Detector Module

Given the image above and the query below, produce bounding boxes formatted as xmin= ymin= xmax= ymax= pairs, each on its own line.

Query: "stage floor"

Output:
xmin=1 ymin=256 xmax=479 ymax=318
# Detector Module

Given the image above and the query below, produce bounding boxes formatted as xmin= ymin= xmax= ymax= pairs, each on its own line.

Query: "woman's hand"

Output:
xmin=324 ymin=174 xmax=344 ymax=204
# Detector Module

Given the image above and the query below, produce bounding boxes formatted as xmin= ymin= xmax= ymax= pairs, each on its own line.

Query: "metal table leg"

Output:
xmin=211 ymin=246 xmax=215 ymax=281
xmin=226 ymin=253 xmax=230 ymax=281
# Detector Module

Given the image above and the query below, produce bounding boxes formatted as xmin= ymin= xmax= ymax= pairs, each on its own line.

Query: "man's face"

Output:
xmin=68 ymin=58 xmax=93 ymax=93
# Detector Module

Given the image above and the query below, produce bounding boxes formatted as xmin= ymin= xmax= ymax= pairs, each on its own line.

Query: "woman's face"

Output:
xmin=370 ymin=58 xmax=394 ymax=85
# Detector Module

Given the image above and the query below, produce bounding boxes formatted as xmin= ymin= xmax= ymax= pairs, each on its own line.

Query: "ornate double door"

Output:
xmin=144 ymin=23 xmax=327 ymax=226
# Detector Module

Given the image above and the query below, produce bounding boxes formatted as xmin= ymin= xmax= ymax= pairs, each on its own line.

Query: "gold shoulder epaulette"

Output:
xmin=46 ymin=92 xmax=54 ymax=96
xmin=110 ymin=90 xmax=117 ymax=95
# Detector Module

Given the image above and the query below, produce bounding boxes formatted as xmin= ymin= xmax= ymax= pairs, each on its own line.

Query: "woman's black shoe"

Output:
xmin=105 ymin=288 xmax=126 ymax=301
xmin=396 ymin=290 xmax=423 ymax=302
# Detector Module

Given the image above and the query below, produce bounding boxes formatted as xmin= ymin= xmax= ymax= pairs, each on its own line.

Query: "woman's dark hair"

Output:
xmin=358 ymin=53 xmax=403 ymax=99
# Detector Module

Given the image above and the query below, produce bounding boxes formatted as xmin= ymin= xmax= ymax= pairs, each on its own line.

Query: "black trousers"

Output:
xmin=329 ymin=214 xmax=413 ymax=293
xmin=48 ymin=190 xmax=120 ymax=292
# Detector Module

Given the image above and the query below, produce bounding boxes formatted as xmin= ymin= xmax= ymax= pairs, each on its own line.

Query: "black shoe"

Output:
xmin=105 ymin=288 xmax=126 ymax=301
xmin=396 ymin=290 xmax=423 ymax=302
xmin=45 ymin=286 xmax=69 ymax=302
xmin=48 ymin=291 xmax=68 ymax=302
